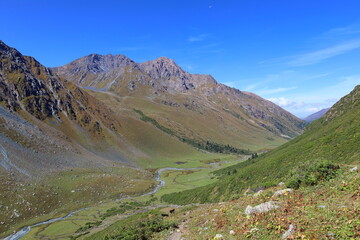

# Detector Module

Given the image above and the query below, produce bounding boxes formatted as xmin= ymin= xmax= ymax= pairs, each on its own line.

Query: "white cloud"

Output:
xmin=267 ymin=97 xmax=294 ymax=107
xmin=268 ymin=97 xmax=333 ymax=117
xmin=255 ymin=86 xmax=297 ymax=95
xmin=266 ymin=76 xmax=359 ymax=117
xmin=235 ymin=70 xmax=331 ymax=92
xmin=322 ymin=24 xmax=360 ymax=37
xmin=306 ymin=107 xmax=323 ymax=113
xmin=288 ymin=39 xmax=360 ymax=66
xmin=188 ymin=34 xmax=209 ymax=42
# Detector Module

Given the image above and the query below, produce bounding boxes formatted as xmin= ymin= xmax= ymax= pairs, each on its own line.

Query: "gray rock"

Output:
xmin=350 ymin=166 xmax=358 ymax=172
xmin=273 ymin=188 xmax=293 ymax=197
xmin=254 ymin=190 xmax=264 ymax=196
xmin=326 ymin=232 xmax=335 ymax=240
xmin=214 ymin=233 xmax=224 ymax=239
xmin=282 ymin=224 xmax=295 ymax=239
xmin=278 ymin=182 xmax=285 ymax=186
xmin=245 ymin=201 xmax=280 ymax=215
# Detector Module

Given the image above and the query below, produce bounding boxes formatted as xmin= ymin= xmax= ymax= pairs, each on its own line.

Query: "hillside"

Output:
xmin=303 ymin=107 xmax=330 ymax=122
xmin=0 ymin=40 xmax=152 ymax=176
xmin=90 ymin=165 xmax=359 ymax=240
xmin=0 ymin=41 xmax=227 ymax=175
xmin=53 ymin=54 xmax=306 ymax=153
xmin=161 ymin=85 xmax=360 ymax=204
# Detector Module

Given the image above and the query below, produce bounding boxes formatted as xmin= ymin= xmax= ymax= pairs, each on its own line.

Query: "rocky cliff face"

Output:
xmin=0 ymin=41 xmax=134 ymax=177
xmin=0 ymin=41 xmax=121 ymax=133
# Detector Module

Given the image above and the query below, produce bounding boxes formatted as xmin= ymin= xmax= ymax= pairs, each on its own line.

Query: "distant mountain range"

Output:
xmin=0 ymin=40 xmax=306 ymax=178
xmin=303 ymin=108 xmax=330 ymax=122
xmin=53 ymin=53 xmax=306 ymax=145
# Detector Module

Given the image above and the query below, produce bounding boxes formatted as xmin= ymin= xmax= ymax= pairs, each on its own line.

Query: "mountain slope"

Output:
xmin=161 ymin=85 xmax=360 ymax=204
xmin=303 ymin=107 xmax=330 ymax=122
xmin=0 ymin=41 xmax=146 ymax=177
xmin=53 ymin=54 xmax=306 ymax=152
xmin=1 ymin=41 xmax=221 ymax=178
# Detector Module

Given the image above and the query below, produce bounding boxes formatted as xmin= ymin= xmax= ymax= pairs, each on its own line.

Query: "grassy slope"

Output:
xmin=80 ymin=164 xmax=359 ymax=240
xmin=89 ymin=90 xmax=287 ymax=155
xmin=155 ymin=165 xmax=359 ymax=240
xmin=161 ymin=85 xmax=360 ymax=204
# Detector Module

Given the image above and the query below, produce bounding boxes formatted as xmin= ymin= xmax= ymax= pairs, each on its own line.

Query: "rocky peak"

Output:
xmin=140 ymin=57 xmax=191 ymax=80
xmin=0 ymin=40 xmax=27 ymax=67
xmin=60 ymin=53 xmax=136 ymax=75
xmin=191 ymin=74 xmax=217 ymax=88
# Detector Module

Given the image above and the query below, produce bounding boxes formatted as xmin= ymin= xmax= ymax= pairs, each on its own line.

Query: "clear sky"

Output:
xmin=1 ymin=0 xmax=360 ymax=117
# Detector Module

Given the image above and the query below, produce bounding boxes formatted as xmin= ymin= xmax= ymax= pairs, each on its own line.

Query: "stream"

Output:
xmin=3 ymin=167 xmax=208 ymax=240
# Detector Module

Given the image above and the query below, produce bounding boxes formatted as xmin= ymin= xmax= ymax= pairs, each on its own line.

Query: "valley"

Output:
xmin=4 ymin=156 xmax=247 ymax=239
xmin=0 ymin=38 xmax=358 ymax=240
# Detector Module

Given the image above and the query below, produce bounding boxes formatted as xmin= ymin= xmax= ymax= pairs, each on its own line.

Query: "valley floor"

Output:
xmin=3 ymin=155 xmax=245 ymax=239
xmin=3 ymin=160 xmax=358 ymax=240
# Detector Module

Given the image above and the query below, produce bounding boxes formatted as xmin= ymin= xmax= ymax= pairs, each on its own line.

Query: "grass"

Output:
xmin=89 ymin=91 xmax=289 ymax=153
xmin=11 ymin=156 xmax=247 ymax=239
xmin=160 ymin=86 xmax=360 ymax=204
xmin=0 ymin=167 xmax=155 ymax=238
xmin=155 ymin=165 xmax=359 ymax=240
xmin=84 ymin=209 xmax=178 ymax=240
xmin=133 ymin=108 xmax=251 ymax=155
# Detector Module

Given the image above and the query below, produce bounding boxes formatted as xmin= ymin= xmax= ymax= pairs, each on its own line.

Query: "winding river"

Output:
xmin=3 ymin=167 xmax=208 ymax=240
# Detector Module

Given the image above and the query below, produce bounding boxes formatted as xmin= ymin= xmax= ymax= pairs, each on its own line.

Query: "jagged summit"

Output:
xmin=53 ymin=53 xmax=221 ymax=93
xmin=56 ymin=53 xmax=135 ymax=74
xmin=54 ymin=51 xmax=306 ymax=139
xmin=140 ymin=56 xmax=190 ymax=80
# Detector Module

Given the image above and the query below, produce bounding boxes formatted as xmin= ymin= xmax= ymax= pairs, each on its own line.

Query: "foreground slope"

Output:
xmin=91 ymin=165 xmax=358 ymax=240
xmin=162 ymin=85 xmax=360 ymax=204
xmin=54 ymin=54 xmax=306 ymax=152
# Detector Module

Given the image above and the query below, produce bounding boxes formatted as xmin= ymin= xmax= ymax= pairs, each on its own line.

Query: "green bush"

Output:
xmin=286 ymin=160 xmax=339 ymax=189
xmin=100 ymin=202 xmax=144 ymax=220
xmin=103 ymin=214 xmax=176 ymax=240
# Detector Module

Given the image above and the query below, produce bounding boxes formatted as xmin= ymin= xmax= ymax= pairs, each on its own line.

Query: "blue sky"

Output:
xmin=1 ymin=0 xmax=360 ymax=117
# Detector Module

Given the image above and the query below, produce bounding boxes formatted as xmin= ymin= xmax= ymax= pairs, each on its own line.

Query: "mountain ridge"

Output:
xmin=53 ymin=53 xmax=306 ymax=141
xmin=303 ymin=108 xmax=330 ymax=122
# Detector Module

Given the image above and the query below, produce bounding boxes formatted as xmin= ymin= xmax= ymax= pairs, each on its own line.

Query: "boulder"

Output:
xmin=254 ymin=190 xmax=263 ymax=196
xmin=245 ymin=201 xmax=279 ymax=215
xmin=214 ymin=233 xmax=224 ymax=239
xmin=273 ymin=188 xmax=293 ymax=197
xmin=350 ymin=166 xmax=358 ymax=172
xmin=282 ymin=224 xmax=295 ymax=239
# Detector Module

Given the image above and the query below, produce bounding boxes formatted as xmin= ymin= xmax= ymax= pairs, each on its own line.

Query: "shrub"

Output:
xmin=286 ymin=160 xmax=339 ymax=189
